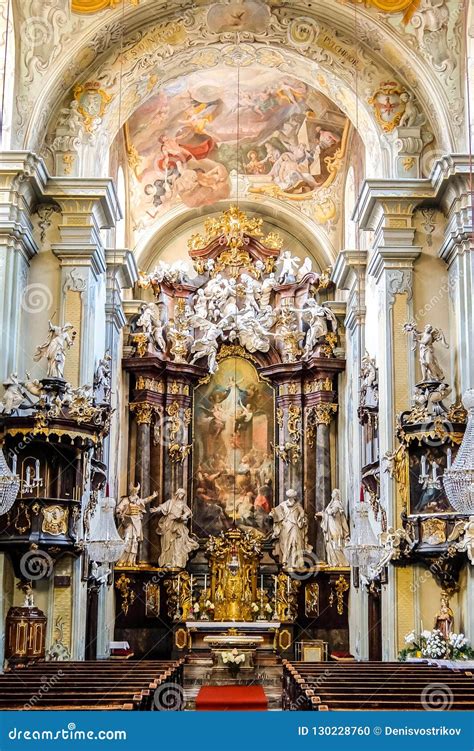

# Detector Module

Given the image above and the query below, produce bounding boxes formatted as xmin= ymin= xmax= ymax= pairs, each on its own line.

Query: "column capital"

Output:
xmin=367 ymin=247 xmax=421 ymax=284
xmin=311 ymin=402 xmax=338 ymax=426
xmin=129 ymin=401 xmax=156 ymax=425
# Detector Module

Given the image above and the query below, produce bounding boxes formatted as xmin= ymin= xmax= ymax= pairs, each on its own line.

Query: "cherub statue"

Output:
xmin=57 ymin=99 xmax=84 ymax=136
xmin=374 ymin=526 xmax=415 ymax=575
xmin=276 ymin=250 xmax=299 ymax=283
xmin=398 ymin=91 xmax=426 ymax=128
xmin=448 ymin=516 xmax=474 ymax=564
xmin=33 ymin=321 xmax=76 ymax=379
xmin=315 ymin=489 xmax=350 ymax=567
xmin=151 ymin=488 xmax=199 ymax=569
xmin=136 ymin=302 xmax=166 ymax=353
xmin=116 ymin=483 xmax=158 ymax=567
xmin=403 ymin=322 xmax=448 ymax=382
xmin=94 ymin=350 xmax=112 ymax=401
xmin=0 ymin=372 xmax=44 ymax=413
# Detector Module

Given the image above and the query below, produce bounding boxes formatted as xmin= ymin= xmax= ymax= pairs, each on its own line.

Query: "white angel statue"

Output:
xmin=33 ymin=321 xmax=76 ymax=379
xmin=403 ymin=322 xmax=449 ymax=382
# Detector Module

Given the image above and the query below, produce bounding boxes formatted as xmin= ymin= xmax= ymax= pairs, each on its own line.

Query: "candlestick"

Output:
xmin=177 ymin=573 xmax=180 ymax=620
xmin=11 ymin=455 xmax=17 ymax=474
xmin=432 ymin=461 xmax=437 ymax=481
xmin=35 ymin=459 xmax=40 ymax=481
xmin=447 ymin=448 xmax=452 ymax=469
xmin=204 ymin=573 xmax=207 ymax=591
xmin=421 ymin=454 xmax=427 ymax=476
xmin=190 ymin=574 xmax=193 ymax=598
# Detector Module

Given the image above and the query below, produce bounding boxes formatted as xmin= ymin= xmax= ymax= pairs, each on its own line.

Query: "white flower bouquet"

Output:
xmin=399 ymin=628 xmax=474 ymax=661
xmin=221 ymin=648 xmax=246 ymax=676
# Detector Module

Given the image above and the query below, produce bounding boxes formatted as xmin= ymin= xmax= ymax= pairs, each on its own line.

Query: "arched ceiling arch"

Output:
xmin=15 ymin=0 xmax=464 ymax=158
xmin=134 ymin=198 xmax=338 ymax=274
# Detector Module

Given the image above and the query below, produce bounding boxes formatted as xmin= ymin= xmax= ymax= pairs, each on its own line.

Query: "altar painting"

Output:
xmin=408 ymin=444 xmax=457 ymax=515
xmin=193 ymin=357 xmax=274 ymax=537
xmin=127 ymin=66 xmax=347 ymax=228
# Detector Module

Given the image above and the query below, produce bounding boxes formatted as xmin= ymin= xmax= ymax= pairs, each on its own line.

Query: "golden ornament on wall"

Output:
xmin=42 ymin=506 xmax=68 ymax=536
xmin=368 ymin=82 xmax=407 ymax=133
xmin=73 ymin=82 xmax=112 ymax=133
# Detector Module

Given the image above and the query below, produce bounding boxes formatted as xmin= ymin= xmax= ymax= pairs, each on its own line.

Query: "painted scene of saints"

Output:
xmin=193 ymin=357 xmax=274 ymax=537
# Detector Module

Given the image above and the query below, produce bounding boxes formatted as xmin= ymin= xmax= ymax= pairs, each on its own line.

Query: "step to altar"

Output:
xmin=183 ymin=660 xmax=283 ymax=710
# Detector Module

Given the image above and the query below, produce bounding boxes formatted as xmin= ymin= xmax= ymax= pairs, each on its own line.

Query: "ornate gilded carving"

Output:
xmin=73 ymin=82 xmax=112 ymax=133
xmin=115 ymin=574 xmax=136 ymax=616
xmin=421 ymin=518 xmax=447 ymax=546
xmin=130 ymin=402 xmax=154 ymax=425
xmin=205 ymin=528 xmax=263 ymax=622
xmin=330 ymin=575 xmax=349 ymax=615
xmin=164 ymin=572 xmax=191 ymax=622
xmin=188 ymin=205 xmax=281 ymax=253
xmin=312 ymin=403 xmax=338 ymax=426
xmin=274 ymin=573 xmax=299 ymax=622
xmin=216 ymin=345 xmax=258 ymax=364
xmin=305 ymin=582 xmax=320 ymax=617
xmin=130 ymin=332 xmax=149 ymax=358
xmin=136 ymin=377 xmax=164 ymax=394
xmin=166 ymin=401 xmax=191 ymax=463
xmin=273 ymin=441 xmax=301 ymax=465
xmin=287 ymin=405 xmax=302 ymax=441
xmin=42 ymin=506 xmax=68 ymax=536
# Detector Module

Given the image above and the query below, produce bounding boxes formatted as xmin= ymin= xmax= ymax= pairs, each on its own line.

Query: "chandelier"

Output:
xmin=345 ymin=500 xmax=383 ymax=581
xmin=0 ymin=448 xmax=20 ymax=516
xmin=86 ymin=496 xmax=125 ymax=564
xmin=443 ymin=389 xmax=474 ymax=514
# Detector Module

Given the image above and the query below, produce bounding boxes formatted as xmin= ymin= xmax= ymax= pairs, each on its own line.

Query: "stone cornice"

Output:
xmin=367 ymin=247 xmax=421 ymax=283
xmin=45 ymin=177 xmax=121 ymax=229
xmin=332 ymin=249 xmax=367 ymax=290
xmin=105 ymin=248 xmax=138 ymax=289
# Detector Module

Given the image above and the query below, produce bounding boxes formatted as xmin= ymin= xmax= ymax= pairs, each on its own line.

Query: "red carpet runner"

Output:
xmin=196 ymin=685 xmax=268 ymax=711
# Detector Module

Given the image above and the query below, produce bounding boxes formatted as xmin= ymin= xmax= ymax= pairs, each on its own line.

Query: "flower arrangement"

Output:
xmin=399 ymin=629 xmax=474 ymax=661
xmin=222 ymin=648 xmax=246 ymax=676
xmin=251 ymin=603 xmax=259 ymax=614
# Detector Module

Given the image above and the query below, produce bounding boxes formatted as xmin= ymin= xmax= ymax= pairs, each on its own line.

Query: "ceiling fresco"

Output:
xmin=126 ymin=67 xmax=348 ymax=231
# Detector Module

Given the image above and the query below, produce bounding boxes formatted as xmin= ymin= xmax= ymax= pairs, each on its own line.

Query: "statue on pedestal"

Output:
xmin=116 ymin=483 xmax=158 ymax=567
xmin=270 ymin=489 xmax=311 ymax=569
xmin=33 ymin=321 xmax=76 ymax=379
xmin=315 ymin=489 xmax=350 ymax=567
xmin=136 ymin=302 xmax=166 ymax=353
xmin=434 ymin=590 xmax=454 ymax=639
xmin=403 ymin=322 xmax=449 ymax=382
xmin=152 ymin=488 xmax=199 ymax=569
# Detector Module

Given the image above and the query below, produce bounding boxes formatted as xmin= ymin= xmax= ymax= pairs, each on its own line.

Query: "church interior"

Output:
xmin=0 ymin=0 xmax=473 ymax=713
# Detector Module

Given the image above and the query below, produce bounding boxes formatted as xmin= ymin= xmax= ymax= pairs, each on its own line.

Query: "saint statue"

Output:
xmin=403 ymin=322 xmax=449 ymax=382
xmin=270 ymin=489 xmax=311 ymax=569
xmin=33 ymin=321 xmax=76 ymax=379
xmin=116 ymin=483 xmax=158 ymax=567
xmin=315 ymin=489 xmax=350 ymax=567
xmin=136 ymin=302 xmax=166 ymax=353
xmin=151 ymin=488 xmax=199 ymax=569
xmin=434 ymin=591 xmax=454 ymax=639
